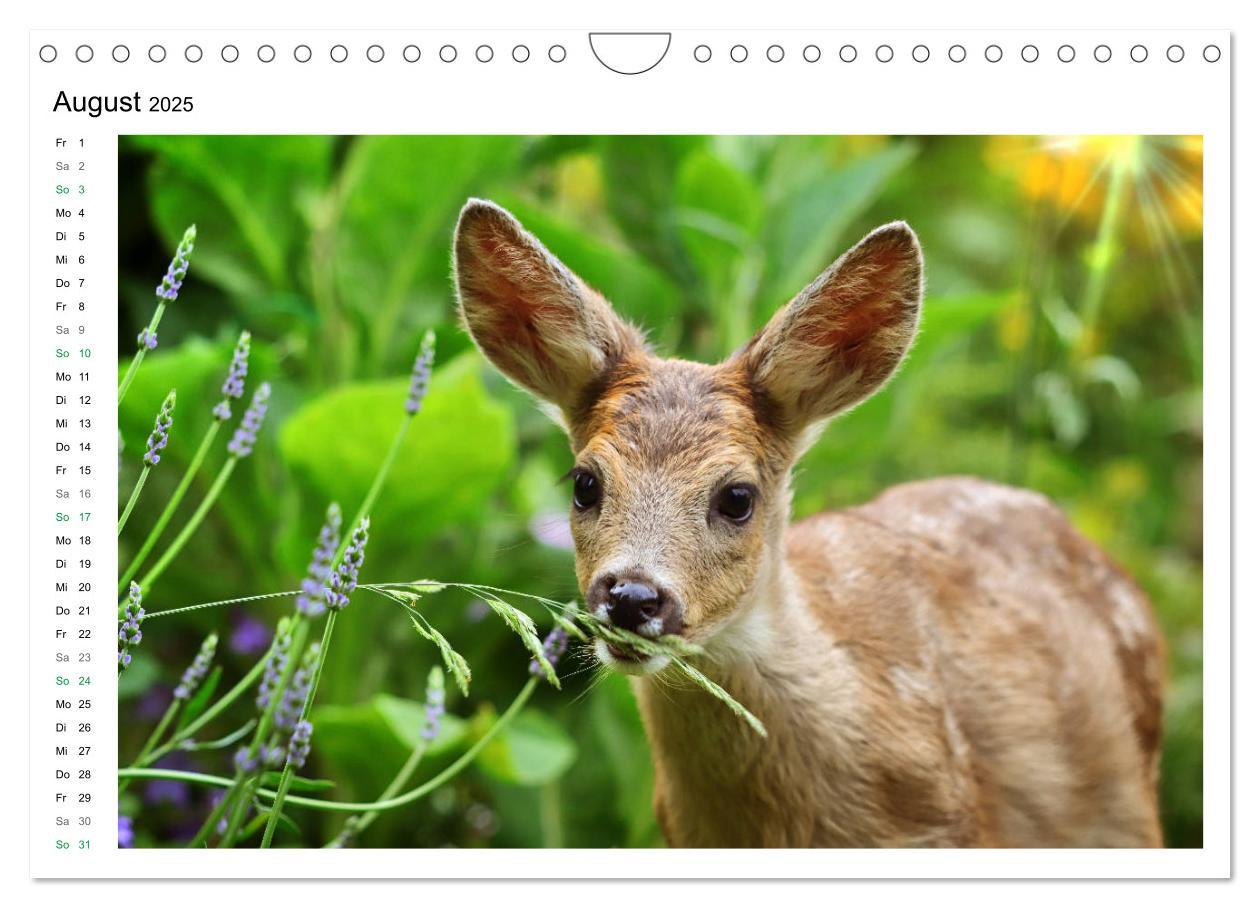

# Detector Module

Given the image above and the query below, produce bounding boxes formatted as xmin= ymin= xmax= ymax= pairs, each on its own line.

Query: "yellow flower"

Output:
xmin=986 ymin=136 xmax=1202 ymax=242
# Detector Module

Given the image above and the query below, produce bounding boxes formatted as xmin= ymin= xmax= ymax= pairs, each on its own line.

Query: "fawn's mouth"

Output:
xmin=593 ymin=638 xmax=670 ymax=676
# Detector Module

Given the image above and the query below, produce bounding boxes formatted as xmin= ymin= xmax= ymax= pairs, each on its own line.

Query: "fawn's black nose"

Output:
xmin=610 ymin=580 xmax=661 ymax=627
xmin=590 ymin=573 xmax=682 ymax=636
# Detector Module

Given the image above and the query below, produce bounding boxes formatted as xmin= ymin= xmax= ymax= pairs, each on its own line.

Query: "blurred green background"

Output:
xmin=117 ymin=135 xmax=1203 ymax=848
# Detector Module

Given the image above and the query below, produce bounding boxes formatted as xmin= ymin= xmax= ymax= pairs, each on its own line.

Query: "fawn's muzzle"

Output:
xmin=589 ymin=572 xmax=682 ymax=638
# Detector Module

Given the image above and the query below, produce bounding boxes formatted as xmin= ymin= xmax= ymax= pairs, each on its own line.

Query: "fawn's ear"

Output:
xmin=734 ymin=221 xmax=923 ymax=435
xmin=454 ymin=199 xmax=644 ymax=421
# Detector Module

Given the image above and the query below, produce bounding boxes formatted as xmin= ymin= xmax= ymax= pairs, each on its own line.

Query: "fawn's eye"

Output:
xmin=572 ymin=469 xmax=602 ymax=511
xmin=714 ymin=484 xmax=756 ymax=524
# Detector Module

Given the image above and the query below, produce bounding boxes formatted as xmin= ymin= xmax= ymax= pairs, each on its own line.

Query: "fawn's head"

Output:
xmin=454 ymin=200 xmax=922 ymax=673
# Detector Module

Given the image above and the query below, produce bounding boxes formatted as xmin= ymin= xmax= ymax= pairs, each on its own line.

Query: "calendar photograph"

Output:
xmin=112 ymin=133 xmax=1204 ymax=850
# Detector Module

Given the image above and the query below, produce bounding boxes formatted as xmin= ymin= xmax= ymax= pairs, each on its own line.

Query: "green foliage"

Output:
xmin=118 ymin=134 xmax=1203 ymax=848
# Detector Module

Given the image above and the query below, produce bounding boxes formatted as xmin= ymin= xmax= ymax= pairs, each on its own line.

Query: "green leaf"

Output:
xmin=760 ymin=143 xmax=917 ymax=312
xmin=177 ymin=665 xmax=222 ymax=731
xmin=132 ymin=135 xmax=334 ymax=298
xmin=259 ymin=772 xmax=336 ymax=793
xmin=373 ymin=693 xmax=468 ymax=754
xmin=674 ymin=149 xmax=763 ymax=301
xmin=409 ymin=617 xmax=472 ymax=697
xmin=278 ymin=350 xmax=515 ymax=543
xmin=333 ymin=136 xmax=524 ymax=358
xmin=312 ymin=694 xmax=469 ymax=803
xmin=597 ymin=135 xmax=707 ymax=288
xmin=475 ymin=708 xmax=577 ymax=787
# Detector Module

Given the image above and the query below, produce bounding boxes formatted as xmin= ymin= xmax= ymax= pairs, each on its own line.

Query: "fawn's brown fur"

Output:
xmin=453 ymin=199 xmax=1165 ymax=848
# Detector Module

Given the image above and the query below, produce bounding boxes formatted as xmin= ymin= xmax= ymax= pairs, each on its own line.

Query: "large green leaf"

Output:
xmin=597 ymin=135 xmax=707 ymax=289
xmin=277 ymin=350 xmax=515 ymax=541
xmin=474 ymin=708 xmax=577 ymax=787
xmin=760 ymin=143 xmax=917 ymax=312
xmin=332 ymin=135 xmax=525 ymax=361
xmin=674 ymin=149 xmax=763 ymax=304
xmin=312 ymin=692 xmax=469 ymax=802
xmin=132 ymin=136 xmax=334 ymax=299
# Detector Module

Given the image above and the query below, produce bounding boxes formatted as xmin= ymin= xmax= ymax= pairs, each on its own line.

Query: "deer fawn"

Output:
xmin=453 ymin=199 xmax=1165 ymax=848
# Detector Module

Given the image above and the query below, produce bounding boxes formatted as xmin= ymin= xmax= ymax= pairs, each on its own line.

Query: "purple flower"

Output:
xmin=529 ymin=512 xmax=574 ymax=550
xmin=233 ymin=747 xmax=259 ymax=774
xmin=256 ymin=621 xmax=292 ymax=711
xmin=144 ymin=755 xmax=192 ymax=808
xmin=295 ymin=503 xmax=342 ymax=618
xmin=227 ymin=382 xmax=270 ymax=458
xmin=287 ymin=720 xmax=313 ymax=770
xmin=274 ymin=643 xmax=320 ymax=736
xmin=143 ymin=389 xmax=176 ymax=466
xmin=420 ymin=667 xmax=445 ymax=742
xmin=155 ymin=224 xmax=196 ymax=303
xmin=229 ymin=613 xmax=270 ymax=656
xmin=405 ymin=330 xmax=436 ymax=416
xmin=118 ymin=815 xmax=135 ymax=848
xmin=213 ymin=331 xmax=252 ymax=421
xmin=137 ymin=328 xmax=158 ymax=350
xmin=118 ymin=582 xmax=145 ymax=669
xmin=529 ymin=627 xmax=569 ymax=678
xmin=173 ymin=632 xmax=217 ymax=700
xmin=325 ymin=518 xmax=370 ymax=612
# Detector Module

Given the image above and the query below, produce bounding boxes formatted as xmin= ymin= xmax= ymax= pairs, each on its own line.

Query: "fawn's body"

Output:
xmin=454 ymin=199 xmax=1165 ymax=848
xmin=640 ymin=475 xmax=1163 ymax=847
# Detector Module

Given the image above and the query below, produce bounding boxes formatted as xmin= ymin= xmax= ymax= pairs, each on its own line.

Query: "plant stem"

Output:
xmin=119 ymin=420 xmax=223 ymax=594
xmin=540 ymin=779 xmax=565 ymax=848
xmin=216 ymin=617 xmax=312 ymax=846
xmin=1076 ymin=161 xmax=1128 ymax=357
xmin=117 ymin=465 xmax=151 ymax=537
xmin=121 ymin=677 xmax=538 ymax=814
xmin=118 ymin=696 xmax=180 ymax=795
xmin=138 ymin=653 xmax=269 ymax=767
xmin=341 ymin=416 xmax=411 ymax=558
xmin=327 ymin=736 xmax=431 ymax=846
xmin=117 ymin=302 xmax=167 ymax=404
xmin=260 ymin=612 xmax=338 ymax=847
xmin=138 ymin=456 xmax=238 ymax=596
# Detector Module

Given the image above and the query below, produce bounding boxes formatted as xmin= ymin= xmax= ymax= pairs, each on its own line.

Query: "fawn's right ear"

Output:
xmin=454 ymin=199 xmax=644 ymax=422
xmin=733 ymin=221 xmax=923 ymax=436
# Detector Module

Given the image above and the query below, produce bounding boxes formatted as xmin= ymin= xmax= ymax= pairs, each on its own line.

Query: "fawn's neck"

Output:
xmin=632 ymin=519 xmax=858 ymax=845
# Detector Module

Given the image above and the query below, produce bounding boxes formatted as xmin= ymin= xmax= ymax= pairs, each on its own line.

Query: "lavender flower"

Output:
xmin=155 ymin=224 xmax=196 ymax=303
xmin=213 ymin=331 xmax=252 ymax=421
xmin=287 ymin=720 xmax=313 ymax=770
xmin=118 ymin=582 xmax=145 ymax=670
xmin=529 ymin=626 xmax=569 ymax=679
xmin=137 ymin=328 xmax=158 ymax=350
xmin=405 ymin=330 xmax=436 ymax=415
xmin=233 ymin=747 xmax=259 ymax=774
xmin=214 ymin=795 xmax=251 ymax=837
xmin=325 ymin=518 xmax=370 ymax=612
xmin=118 ymin=815 xmax=135 ymax=848
xmin=420 ymin=666 xmax=445 ymax=741
xmin=227 ymin=382 xmax=270 ymax=458
xmin=229 ymin=613 xmax=270 ymax=655
xmin=274 ymin=642 xmax=321 ymax=736
xmin=143 ymin=389 xmax=176 ymax=466
xmin=256 ymin=620 xmax=292 ymax=711
xmin=295 ymin=503 xmax=342 ymax=617
xmin=173 ymin=632 xmax=218 ymax=700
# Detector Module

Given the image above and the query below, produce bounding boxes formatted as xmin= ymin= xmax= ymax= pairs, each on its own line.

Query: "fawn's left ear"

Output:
xmin=454 ymin=199 xmax=644 ymax=422
xmin=733 ymin=221 xmax=923 ymax=434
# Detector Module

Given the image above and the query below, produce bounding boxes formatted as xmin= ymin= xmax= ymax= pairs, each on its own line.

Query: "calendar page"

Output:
xmin=20 ymin=4 xmax=1239 ymax=895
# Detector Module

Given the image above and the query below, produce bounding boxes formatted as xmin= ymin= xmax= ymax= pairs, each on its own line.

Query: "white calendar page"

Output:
xmin=14 ymin=0 xmax=1248 ymax=897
